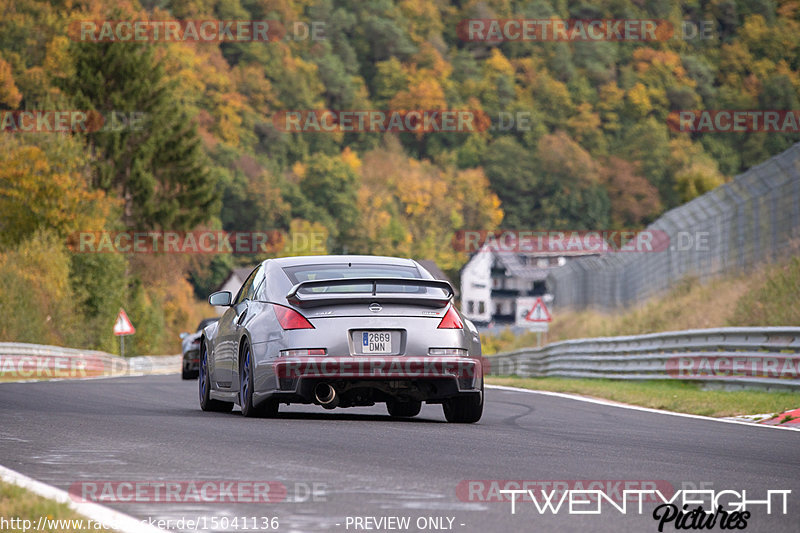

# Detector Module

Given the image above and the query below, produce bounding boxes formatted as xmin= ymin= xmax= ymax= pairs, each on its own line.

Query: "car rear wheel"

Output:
xmin=199 ymin=342 xmax=233 ymax=413
xmin=442 ymin=380 xmax=483 ymax=423
xmin=386 ymin=399 xmax=422 ymax=418
xmin=239 ymin=340 xmax=278 ymax=418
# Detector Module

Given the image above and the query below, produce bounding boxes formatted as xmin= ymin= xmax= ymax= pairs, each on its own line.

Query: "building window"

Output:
xmin=533 ymin=281 xmax=546 ymax=295
xmin=494 ymin=302 xmax=502 ymax=315
xmin=478 ymin=301 xmax=486 ymax=314
xmin=467 ymin=300 xmax=475 ymax=314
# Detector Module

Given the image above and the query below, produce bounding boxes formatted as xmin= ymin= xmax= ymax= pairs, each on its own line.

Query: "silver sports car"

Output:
xmin=199 ymin=255 xmax=484 ymax=423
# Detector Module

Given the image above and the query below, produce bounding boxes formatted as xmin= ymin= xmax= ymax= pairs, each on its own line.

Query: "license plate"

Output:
xmin=362 ymin=331 xmax=392 ymax=354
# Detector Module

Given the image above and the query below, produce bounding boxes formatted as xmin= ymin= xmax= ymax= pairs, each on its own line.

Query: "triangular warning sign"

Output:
xmin=113 ymin=308 xmax=136 ymax=336
xmin=524 ymin=298 xmax=552 ymax=322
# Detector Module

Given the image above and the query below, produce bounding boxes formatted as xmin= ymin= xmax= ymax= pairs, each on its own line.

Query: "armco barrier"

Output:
xmin=0 ymin=342 xmax=180 ymax=379
xmin=487 ymin=327 xmax=800 ymax=391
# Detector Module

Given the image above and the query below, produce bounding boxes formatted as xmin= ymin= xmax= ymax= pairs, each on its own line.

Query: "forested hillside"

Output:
xmin=1 ymin=0 xmax=798 ymax=353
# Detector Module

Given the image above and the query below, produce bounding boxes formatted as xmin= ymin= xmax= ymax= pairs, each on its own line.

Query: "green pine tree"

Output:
xmin=59 ymin=40 xmax=218 ymax=230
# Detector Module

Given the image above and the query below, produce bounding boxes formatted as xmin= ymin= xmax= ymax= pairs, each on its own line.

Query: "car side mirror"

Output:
xmin=208 ymin=291 xmax=232 ymax=307
xmin=179 ymin=332 xmax=189 ymax=339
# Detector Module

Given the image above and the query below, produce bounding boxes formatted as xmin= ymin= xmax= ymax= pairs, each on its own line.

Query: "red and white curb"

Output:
xmin=757 ymin=407 xmax=800 ymax=427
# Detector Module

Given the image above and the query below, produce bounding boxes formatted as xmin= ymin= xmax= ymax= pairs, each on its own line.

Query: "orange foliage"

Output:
xmin=0 ymin=58 xmax=22 ymax=108
xmin=0 ymin=141 xmax=116 ymax=247
xmin=599 ymin=157 xmax=662 ymax=227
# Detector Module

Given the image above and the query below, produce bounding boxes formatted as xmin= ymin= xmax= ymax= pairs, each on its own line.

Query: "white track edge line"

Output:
xmin=0 ymin=464 xmax=166 ymax=533
xmin=0 ymin=372 xmax=179 ymax=384
xmin=486 ymin=384 xmax=800 ymax=432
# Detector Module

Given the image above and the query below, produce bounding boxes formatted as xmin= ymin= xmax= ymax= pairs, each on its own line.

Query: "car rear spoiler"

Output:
xmin=286 ymin=277 xmax=454 ymax=308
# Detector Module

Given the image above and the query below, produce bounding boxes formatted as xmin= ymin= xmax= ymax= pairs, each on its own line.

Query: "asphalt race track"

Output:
xmin=1 ymin=375 xmax=798 ymax=533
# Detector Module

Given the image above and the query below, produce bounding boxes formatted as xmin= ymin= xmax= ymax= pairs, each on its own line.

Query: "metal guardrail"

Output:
xmin=487 ymin=327 xmax=800 ymax=390
xmin=128 ymin=355 xmax=182 ymax=374
xmin=548 ymin=142 xmax=800 ymax=309
xmin=0 ymin=342 xmax=180 ymax=378
xmin=4 ymin=330 xmax=799 ymax=391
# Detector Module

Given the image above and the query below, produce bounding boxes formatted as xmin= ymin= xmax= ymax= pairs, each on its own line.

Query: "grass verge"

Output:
xmin=486 ymin=376 xmax=800 ymax=418
xmin=0 ymin=480 xmax=116 ymax=532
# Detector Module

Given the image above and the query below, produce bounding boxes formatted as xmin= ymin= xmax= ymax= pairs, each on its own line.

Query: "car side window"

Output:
xmin=234 ymin=267 xmax=260 ymax=305
xmin=254 ymin=270 xmax=268 ymax=301
xmin=250 ymin=267 xmax=266 ymax=301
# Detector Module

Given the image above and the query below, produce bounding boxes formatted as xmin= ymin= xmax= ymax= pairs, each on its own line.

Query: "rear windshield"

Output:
xmin=282 ymin=263 xmax=438 ymax=294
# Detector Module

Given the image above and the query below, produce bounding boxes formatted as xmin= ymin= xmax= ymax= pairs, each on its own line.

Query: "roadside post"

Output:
xmin=113 ymin=308 xmax=136 ymax=358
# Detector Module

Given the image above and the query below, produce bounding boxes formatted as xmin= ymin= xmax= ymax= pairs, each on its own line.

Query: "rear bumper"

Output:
xmin=259 ymin=356 xmax=483 ymax=406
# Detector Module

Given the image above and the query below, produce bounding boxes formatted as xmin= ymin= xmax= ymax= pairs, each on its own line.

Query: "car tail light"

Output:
xmin=437 ymin=306 xmax=463 ymax=329
xmin=428 ymin=348 xmax=468 ymax=356
xmin=279 ymin=349 xmax=326 ymax=357
xmin=273 ymin=305 xmax=314 ymax=330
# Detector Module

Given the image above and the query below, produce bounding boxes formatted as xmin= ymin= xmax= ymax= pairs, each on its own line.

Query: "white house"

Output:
xmin=459 ymin=245 xmax=596 ymax=325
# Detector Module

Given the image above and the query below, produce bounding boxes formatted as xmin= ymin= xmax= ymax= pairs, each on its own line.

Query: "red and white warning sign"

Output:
xmin=515 ymin=297 xmax=552 ymax=329
xmin=113 ymin=308 xmax=136 ymax=336
xmin=525 ymin=297 xmax=552 ymax=322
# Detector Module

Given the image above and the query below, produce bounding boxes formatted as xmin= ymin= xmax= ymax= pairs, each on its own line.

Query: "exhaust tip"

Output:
xmin=314 ymin=383 xmax=338 ymax=409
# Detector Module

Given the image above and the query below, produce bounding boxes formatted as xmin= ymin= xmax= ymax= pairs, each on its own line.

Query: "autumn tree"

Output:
xmin=58 ymin=40 xmax=218 ymax=230
xmin=482 ymin=136 xmax=538 ymax=229
xmin=599 ymin=157 xmax=662 ymax=228
xmin=294 ymin=152 xmax=361 ymax=251
xmin=358 ymin=137 xmax=502 ymax=271
xmin=534 ymin=131 xmax=610 ymax=229
xmin=0 ymin=57 xmax=21 ymax=108
xmin=0 ymin=137 xmax=113 ymax=247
